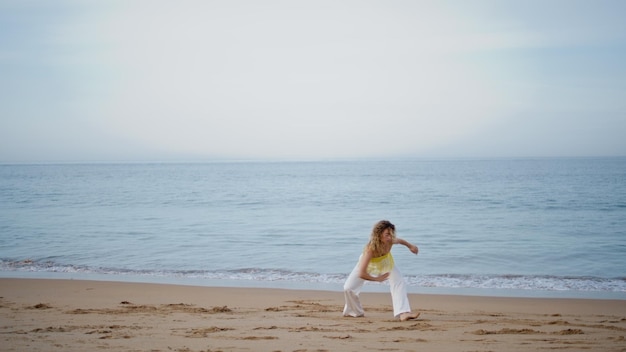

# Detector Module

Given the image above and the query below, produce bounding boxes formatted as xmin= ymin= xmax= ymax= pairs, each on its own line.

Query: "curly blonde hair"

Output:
xmin=365 ymin=220 xmax=396 ymax=255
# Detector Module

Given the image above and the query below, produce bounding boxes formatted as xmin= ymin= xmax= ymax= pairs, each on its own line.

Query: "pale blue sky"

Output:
xmin=1 ymin=0 xmax=625 ymax=162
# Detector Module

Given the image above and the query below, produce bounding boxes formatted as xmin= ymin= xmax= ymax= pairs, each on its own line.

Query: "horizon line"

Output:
xmin=1 ymin=155 xmax=625 ymax=165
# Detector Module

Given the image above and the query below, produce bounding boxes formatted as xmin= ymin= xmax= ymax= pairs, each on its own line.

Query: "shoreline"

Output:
xmin=2 ymin=271 xmax=625 ymax=300
xmin=2 ymin=278 xmax=625 ymax=351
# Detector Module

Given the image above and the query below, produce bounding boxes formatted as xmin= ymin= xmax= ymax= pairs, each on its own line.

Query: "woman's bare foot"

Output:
xmin=399 ymin=312 xmax=420 ymax=321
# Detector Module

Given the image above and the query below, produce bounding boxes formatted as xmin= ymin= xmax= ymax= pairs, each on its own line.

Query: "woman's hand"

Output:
xmin=409 ymin=244 xmax=419 ymax=255
xmin=373 ymin=272 xmax=390 ymax=282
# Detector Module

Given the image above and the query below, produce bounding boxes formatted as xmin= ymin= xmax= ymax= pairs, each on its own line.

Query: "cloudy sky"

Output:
xmin=1 ymin=0 xmax=625 ymax=162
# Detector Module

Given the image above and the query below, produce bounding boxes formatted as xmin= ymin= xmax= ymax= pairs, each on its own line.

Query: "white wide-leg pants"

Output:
xmin=343 ymin=259 xmax=412 ymax=318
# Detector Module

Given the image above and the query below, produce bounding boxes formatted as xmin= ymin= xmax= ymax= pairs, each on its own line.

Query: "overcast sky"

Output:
xmin=1 ymin=0 xmax=625 ymax=162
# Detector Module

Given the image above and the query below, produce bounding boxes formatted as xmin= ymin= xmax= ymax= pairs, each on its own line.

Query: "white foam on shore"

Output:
xmin=2 ymin=259 xmax=625 ymax=299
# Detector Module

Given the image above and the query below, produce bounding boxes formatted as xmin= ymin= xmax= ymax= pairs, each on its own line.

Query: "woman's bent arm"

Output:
xmin=358 ymin=249 xmax=390 ymax=282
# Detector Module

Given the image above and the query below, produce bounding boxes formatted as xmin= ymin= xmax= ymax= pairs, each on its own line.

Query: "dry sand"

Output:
xmin=1 ymin=278 xmax=625 ymax=351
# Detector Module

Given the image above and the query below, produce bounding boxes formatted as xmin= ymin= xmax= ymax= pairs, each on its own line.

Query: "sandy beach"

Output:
xmin=1 ymin=278 xmax=625 ymax=351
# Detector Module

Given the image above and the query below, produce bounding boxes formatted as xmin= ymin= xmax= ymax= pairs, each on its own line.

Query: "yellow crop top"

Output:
xmin=366 ymin=252 xmax=395 ymax=275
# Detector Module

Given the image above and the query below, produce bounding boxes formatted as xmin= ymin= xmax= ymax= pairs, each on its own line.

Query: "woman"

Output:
xmin=343 ymin=220 xmax=420 ymax=321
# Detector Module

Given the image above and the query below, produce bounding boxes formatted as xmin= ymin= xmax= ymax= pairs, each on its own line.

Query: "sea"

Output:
xmin=1 ymin=157 xmax=625 ymax=299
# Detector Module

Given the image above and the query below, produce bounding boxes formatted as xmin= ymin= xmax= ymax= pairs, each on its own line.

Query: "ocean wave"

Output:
xmin=408 ymin=274 xmax=626 ymax=292
xmin=2 ymin=259 xmax=625 ymax=293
